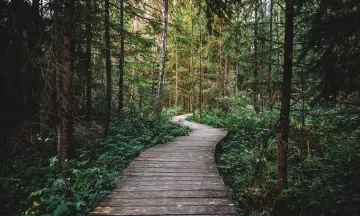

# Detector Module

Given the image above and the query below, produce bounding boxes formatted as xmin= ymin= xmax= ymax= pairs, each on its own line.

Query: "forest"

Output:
xmin=0 ymin=0 xmax=359 ymax=215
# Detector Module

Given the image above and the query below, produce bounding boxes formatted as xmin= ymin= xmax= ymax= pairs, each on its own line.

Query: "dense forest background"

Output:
xmin=1 ymin=0 xmax=360 ymax=215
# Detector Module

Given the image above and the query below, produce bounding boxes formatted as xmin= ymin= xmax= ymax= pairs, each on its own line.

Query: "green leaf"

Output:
xmin=76 ymin=201 xmax=85 ymax=210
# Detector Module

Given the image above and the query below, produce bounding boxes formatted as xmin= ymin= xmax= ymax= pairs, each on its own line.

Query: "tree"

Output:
xmin=103 ymin=0 xmax=112 ymax=138
xmin=155 ymin=0 xmax=169 ymax=116
xmin=57 ymin=0 xmax=75 ymax=169
xmin=253 ymin=0 xmax=259 ymax=111
xmin=85 ymin=0 xmax=92 ymax=121
xmin=198 ymin=0 xmax=203 ymax=121
xmin=190 ymin=13 xmax=195 ymax=113
xmin=118 ymin=0 xmax=125 ymax=114
xmin=268 ymin=0 xmax=273 ymax=105
xmin=278 ymin=0 xmax=294 ymax=198
xmin=219 ymin=22 xmax=224 ymax=96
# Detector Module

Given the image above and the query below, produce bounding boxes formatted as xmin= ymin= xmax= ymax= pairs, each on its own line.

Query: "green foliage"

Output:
xmin=166 ymin=106 xmax=187 ymax=116
xmin=286 ymin=133 xmax=360 ymax=215
xmin=300 ymin=0 xmax=360 ymax=100
xmin=189 ymin=92 xmax=360 ymax=216
xmin=1 ymin=114 xmax=190 ymax=216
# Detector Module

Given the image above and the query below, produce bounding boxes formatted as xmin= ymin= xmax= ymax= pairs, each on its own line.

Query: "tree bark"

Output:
xmin=85 ymin=0 xmax=92 ymax=121
xmin=199 ymin=0 xmax=203 ymax=121
xmin=190 ymin=15 xmax=195 ymax=113
xmin=220 ymin=42 xmax=224 ymax=96
xmin=103 ymin=0 xmax=112 ymax=138
xmin=278 ymin=0 xmax=294 ymax=198
xmin=118 ymin=0 xmax=125 ymax=114
xmin=155 ymin=0 xmax=169 ymax=116
xmin=57 ymin=0 xmax=75 ymax=169
xmin=175 ymin=46 xmax=178 ymax=107
xmin=235 ymin=33 xmax=243 ymax=91
xmin=219 ymin=24 xmax=224 ymax=97
xmin=224 ymin=54 xmax=229 ymax=96
xmin=253 ymin=0 xmax=259 ymax=111
xmin=54 ymin=0 xmax=62 ymax=169
xmin=268 ymin=0 xmax=273 ymax=107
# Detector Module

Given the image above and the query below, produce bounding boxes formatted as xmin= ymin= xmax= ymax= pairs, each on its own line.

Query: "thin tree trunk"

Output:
xmin=175 ymin=46 xmax=178 ymax=107
xmin=253 ymin=0 xmax=259 ymax=111
xmin=219 ymin=26 xmax=224 ymax=96
xmin=118 ymin=0 xmax=125 ymax=114
xmin=268 ymin=0 xmax=273 ymax=108
xmin=191 ymin=15 xmax=195 ymax=113
xmin=155 ymin=0 xmax=169 ymax=116
xmin=278 ymin=0 xmax=294 ymax=198
xmin=261 ymin=0 xmax=266 ymax=65
xmin=236 ymin=33 xmax=243 ymax=91
xmin=85 ymin=0 xmax=92 ymax=121
xmin=103 ymin=0 xmax=112 ymax=138
xmin=57 ymin=0 xmax=75 ymax=169
xmin=198 ymin=0 xmax=203 ymax=121
xmin=54 ymin=0 xmax=63 ymax=169
xmin=224 ymin=54 xmax=229 ymax=96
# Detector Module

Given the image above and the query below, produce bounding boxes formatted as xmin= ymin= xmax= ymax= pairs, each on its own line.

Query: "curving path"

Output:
xmin=90 ymin=114 xmax=238 ymax=215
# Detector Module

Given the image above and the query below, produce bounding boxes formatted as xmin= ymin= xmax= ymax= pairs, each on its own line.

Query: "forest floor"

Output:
xmin=90 ymin=114 xmax=238 ymax=215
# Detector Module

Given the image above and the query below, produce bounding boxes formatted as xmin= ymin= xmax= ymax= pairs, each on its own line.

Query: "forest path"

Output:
xmin=90 ymin=114 xmax=238 ymax=215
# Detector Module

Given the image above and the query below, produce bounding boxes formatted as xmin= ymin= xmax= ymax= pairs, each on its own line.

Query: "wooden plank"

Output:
xmin=140 ymin=152 xmax=214 ymax=156
xmin=147 ymin=147 xmax=213 ymax=150
xmin=139 ymin=150 xmax=214 ymax=153
xmin=128 ymin=162 xmax=214 ymax=166
xmin=117 ymin=176 xmax=222 ymax=181
xmin=91 ymin=206 xmax=237 ymax=215
xmin=98 ymin=198 xmax=233 ymax=207
xmin=136 ymin=157 xmax=214 ymax=161
xmin=166 ymin=214 xmax=238 ymax=216
xmin=124 ymin=168 xmax=217 ymax=173
xmin=116 ymin=180 xmax=222 ymax=186
xmin=127 ymin=165 xmax=215 ymax=170
xmin=112 ymin=184 xmax=227 ymax=192
xmin=123 ymin=172 xmax=217 ymax=177
xmin=147 ymin=146 xmax=214 ymax=150
xmin=142 ymin=151 xmax=212 ymax=154
xmin=105 ymin=190 xmax=230 ymax=199
xmin=133 ymin=158 xmax=212 ymax=162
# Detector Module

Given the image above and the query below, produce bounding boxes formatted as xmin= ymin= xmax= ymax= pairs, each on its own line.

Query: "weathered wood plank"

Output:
xmin=115 ymin=180 xmax=222 ymax=186
xmin=118 ymin=176 xmax=222 ymax=181
xmin=124 ymin=167 xmax=217 ymax=173
xmin=112 ymin=184 xmax=227 ymax=192
xmin=123 ymin=172 xmax=218 ymax=177
xmin=98 ymin=198 xmax=233 ymax=206
xmin=105 ymin=190 xmax=230 ymax=199
xmin=91 ymin=206 xmax=237 ymax=215
xmin=128 ymin=164 xmax=215 ymax=169
xmin=166 ymin=213 xmax=238 ymax=216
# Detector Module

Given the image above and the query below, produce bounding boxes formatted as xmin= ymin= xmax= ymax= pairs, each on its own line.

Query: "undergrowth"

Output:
xmin=188 ymin=92 xmax=360 ymax=216
xmin=0 ymin=114 xmax=190 ymax=216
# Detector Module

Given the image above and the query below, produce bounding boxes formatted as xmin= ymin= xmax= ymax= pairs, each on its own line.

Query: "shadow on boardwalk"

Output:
xmin=90 ymin=114 xmax=238 ymax=215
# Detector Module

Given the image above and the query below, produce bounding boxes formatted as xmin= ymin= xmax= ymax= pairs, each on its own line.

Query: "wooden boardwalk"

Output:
xmin=90 ymin=114 xmax=238 ymax=215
